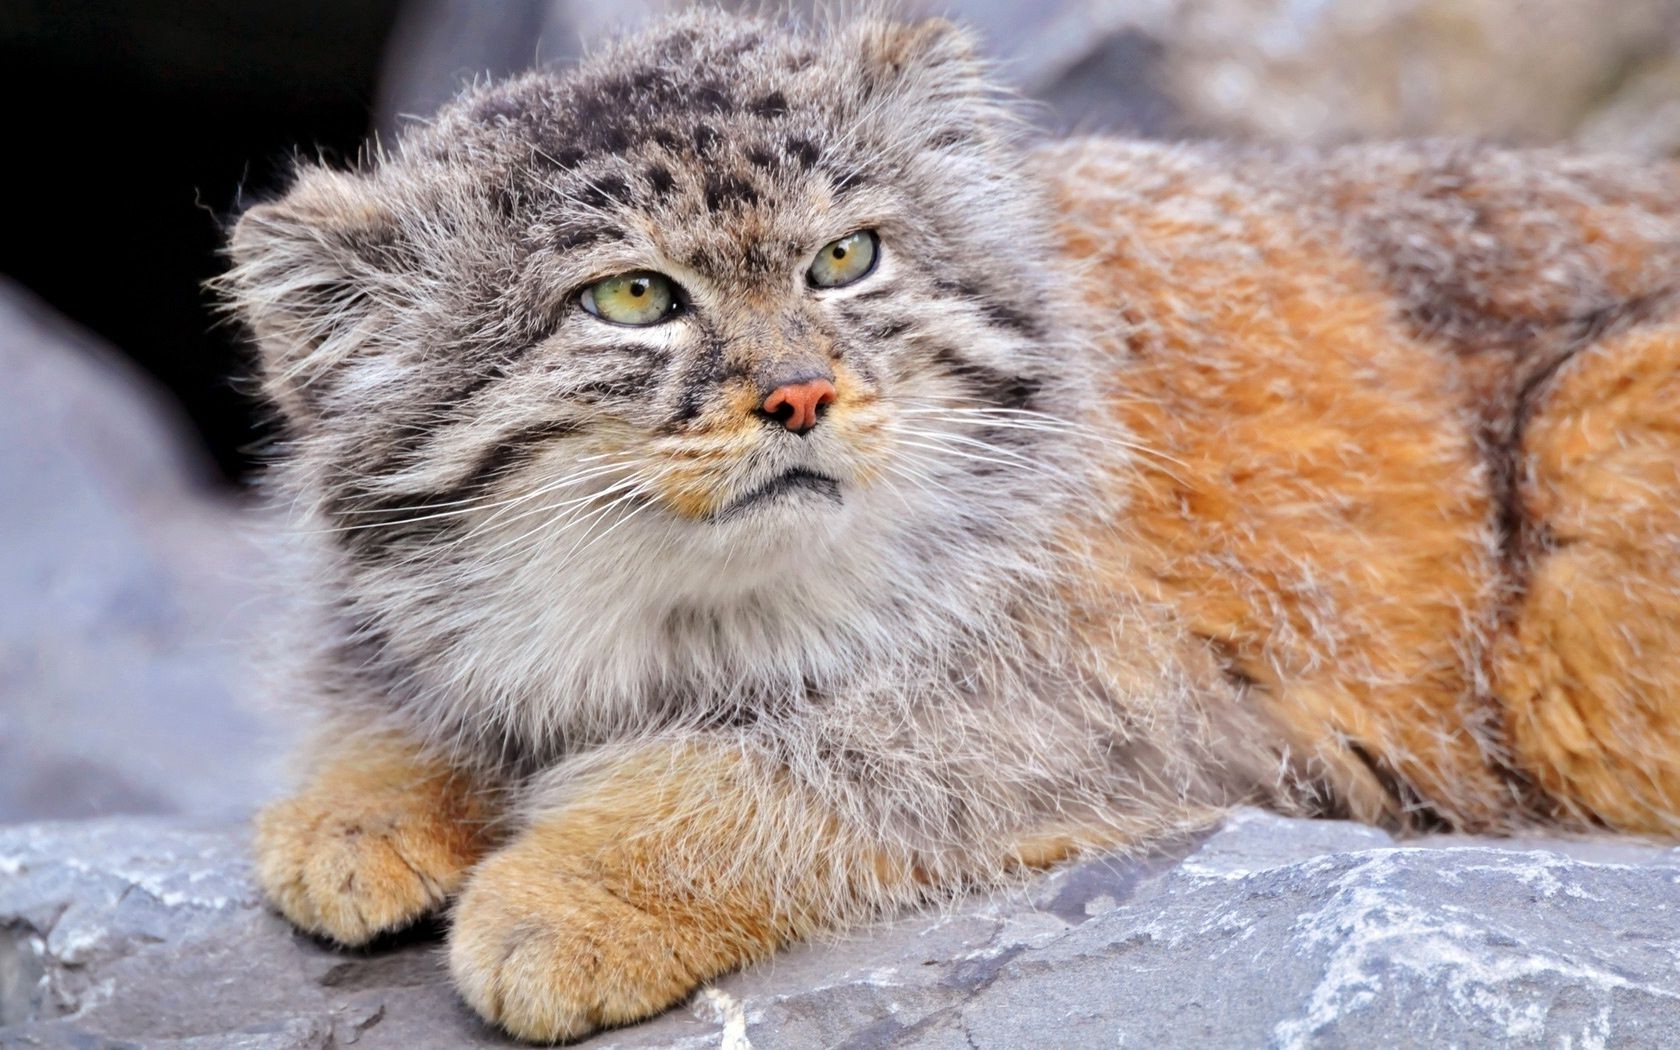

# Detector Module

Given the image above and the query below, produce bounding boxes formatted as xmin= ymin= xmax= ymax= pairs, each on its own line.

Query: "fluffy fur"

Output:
xmin=217 ymin=9 xmax=1680 ymax=1041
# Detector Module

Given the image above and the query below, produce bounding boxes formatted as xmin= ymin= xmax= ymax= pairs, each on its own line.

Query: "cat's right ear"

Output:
xmin=221 ymin=165 xmax=403 ymax=424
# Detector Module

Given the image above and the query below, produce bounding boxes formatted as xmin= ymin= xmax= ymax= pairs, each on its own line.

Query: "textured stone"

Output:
xmin=5 ymin=810 xmax=1679 ymax=1047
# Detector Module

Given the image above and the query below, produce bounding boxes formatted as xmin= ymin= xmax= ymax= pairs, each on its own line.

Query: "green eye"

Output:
xmin=580 ymin=271 xmax=679 ymax=326
xmin=808 ymin=230 xmax=879 ymax=289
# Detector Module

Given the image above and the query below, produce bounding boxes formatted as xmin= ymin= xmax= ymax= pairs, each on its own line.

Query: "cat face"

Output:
xmin=225 ymin=11 xmax=1087 ymax=614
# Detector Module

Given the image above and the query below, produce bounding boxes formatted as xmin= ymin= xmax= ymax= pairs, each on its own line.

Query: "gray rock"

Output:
xmin=5 ymin=809 xmax=1679 ymax=1048
xmin=0 ymin=283 xmax=284 ymax=823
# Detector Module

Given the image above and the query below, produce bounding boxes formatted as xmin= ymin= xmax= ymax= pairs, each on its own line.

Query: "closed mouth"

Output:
xmin=716 ymin=468 xmax=841 ymax=519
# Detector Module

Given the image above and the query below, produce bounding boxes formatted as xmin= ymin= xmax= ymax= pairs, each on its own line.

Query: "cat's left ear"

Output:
xmin=849 ymin=17 xmax=987 ymax=103
xmin=844 ymin=16 xmax=1005 ymax=152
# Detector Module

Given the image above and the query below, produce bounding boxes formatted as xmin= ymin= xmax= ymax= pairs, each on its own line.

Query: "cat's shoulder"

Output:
xmin=1034 ymin=136 xmax=1680 ymax=337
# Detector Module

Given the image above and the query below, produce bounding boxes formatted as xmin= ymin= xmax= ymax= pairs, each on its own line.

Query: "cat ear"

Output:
xmin=847 ymin=17 xmax=996 ymax=142
xmin=851 ymin=17 xmax=982 ymax=88
xmin=222 ymin=164 xmax=404 ymax=424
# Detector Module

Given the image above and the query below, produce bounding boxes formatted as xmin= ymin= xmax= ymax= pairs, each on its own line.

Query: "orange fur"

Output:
xmin=448 ymin=742 xmax=909 ymax=1040
xmin=1044 ymin=138 xmax=1680 ymax=834
xmin=1049 ymin=143 xmax=1512 ymax=827
xmin=1495 ymin=326 xmax=1680 ymax=832
xmin=446 ymin=742 xmax=1147 ymax=1039
xmin=252 ymin=731 xmax=500 ymax=945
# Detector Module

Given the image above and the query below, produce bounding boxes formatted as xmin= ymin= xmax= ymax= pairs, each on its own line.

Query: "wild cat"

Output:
xmin=219 ymin=8 xmax=1680 ymax=1041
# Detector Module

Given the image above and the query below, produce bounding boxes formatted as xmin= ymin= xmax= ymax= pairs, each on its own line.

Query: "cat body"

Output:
xmin=222 ymin=10 xmax=1680 ymax=1040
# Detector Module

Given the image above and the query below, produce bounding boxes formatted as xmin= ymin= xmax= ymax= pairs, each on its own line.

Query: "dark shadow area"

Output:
xmin=0 ymin=0 xmax=403 ymax=484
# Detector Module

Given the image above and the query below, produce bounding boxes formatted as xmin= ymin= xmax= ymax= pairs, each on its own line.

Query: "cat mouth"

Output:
xmin=714 ymin=468 xmax=842 ymax=520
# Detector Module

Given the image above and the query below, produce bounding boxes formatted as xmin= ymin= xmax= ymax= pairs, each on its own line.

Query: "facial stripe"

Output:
xmin=324 ymin=415 xmax=586 ymax=561
xmin=932 ymin=345 xmax=1041 ymax=409
xmin=936 ymin=278 xmax=1044 ymax=339
xmin=669 ymin=335 xmax=737 ymax=427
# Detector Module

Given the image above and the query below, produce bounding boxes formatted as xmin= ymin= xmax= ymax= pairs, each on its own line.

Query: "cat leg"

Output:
xmin=446 ymin=737 xmax=924 ymax=1042
xmin=253 ymin=724 xmax=501 ymax=945
xmin=1496 ymin=323 xmax=1680 ymax=833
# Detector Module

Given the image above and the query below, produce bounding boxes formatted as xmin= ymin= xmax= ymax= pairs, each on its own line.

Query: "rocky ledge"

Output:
xmin=4 ymin=810 xmax=1679 ymax=1048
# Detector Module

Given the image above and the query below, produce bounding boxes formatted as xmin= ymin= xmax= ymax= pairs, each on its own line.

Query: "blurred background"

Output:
xmin=3 ymin=0 xmax=1679 ymax=825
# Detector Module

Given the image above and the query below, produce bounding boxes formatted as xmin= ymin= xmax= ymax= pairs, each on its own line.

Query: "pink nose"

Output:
xmin=761 ymin=378 xmax=836 ymax=434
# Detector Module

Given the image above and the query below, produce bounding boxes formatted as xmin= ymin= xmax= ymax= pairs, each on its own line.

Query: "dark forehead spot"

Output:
xmin=830 ymin=169 xmax=869 ymax=195
xmin=645 ymin=163 xmax=675 ymax=194
xmin=685 ymin=244 xmax=726 ymax=273
xmin=704 ymin=173 xmax=761 ymax=213
xmin=691 ymin=79 xmax=734 ymax=114
xmin=553 ymin=227 xmax=606 ymax=252
xmin=745 ymin=147 xmax=777 ymax=170
xmin=511 ymin=59 xmax=742 ymax=169
xmin=782 ymin=139 xmax=823 ymax=169
xmin=576 ymin=175 xmax=629 ymax=210
xmin=750 ymin=91 xmax=789 ymax=118
xmin=743 ymin=241 xmax=786 ymax=275
xmin=785 ymin=137 xmax=822 ymax=169
xmin=560 ymin=84 xmax=643 ymax=156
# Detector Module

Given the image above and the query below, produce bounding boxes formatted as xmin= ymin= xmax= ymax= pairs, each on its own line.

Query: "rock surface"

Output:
xmin=0 ymin=284 xmax=284 ymax=823
xmin=4 ymin=809 xmax=1679 ymax=1048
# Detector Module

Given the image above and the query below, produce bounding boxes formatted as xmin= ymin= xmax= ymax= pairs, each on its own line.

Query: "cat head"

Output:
xmin=221 ymin=10 xmax=1101 ymax=726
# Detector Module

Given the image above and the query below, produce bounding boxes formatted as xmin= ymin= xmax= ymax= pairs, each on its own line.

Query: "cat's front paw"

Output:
xmin=448 ymin=841 xmax=756 ymax=1042
xmin=254 ymin=789 xmax=487 ymax=946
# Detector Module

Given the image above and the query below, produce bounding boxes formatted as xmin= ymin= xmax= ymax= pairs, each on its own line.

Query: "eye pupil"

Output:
xmin=629 ymin=280 xmax=646 ymax=298
xmin=832 ymin=246 xmax=847 ymax=259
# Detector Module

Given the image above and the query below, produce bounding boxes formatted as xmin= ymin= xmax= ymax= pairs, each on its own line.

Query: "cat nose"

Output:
xmin=759 ymin=375 xmax=836 ymax=434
